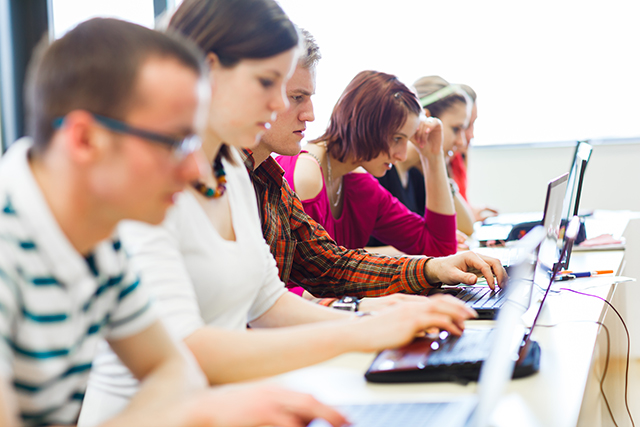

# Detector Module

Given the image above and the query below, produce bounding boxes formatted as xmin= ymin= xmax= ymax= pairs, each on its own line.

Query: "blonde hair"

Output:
xmin=413 ymin=75 xmax=470 ymax=118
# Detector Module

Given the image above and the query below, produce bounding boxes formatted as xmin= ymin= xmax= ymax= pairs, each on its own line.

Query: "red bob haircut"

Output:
xmin=311 ymin=70 xmax=422 ymax=162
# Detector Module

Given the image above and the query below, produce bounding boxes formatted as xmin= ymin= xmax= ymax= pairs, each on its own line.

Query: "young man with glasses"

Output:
xmin=0 ymin=18 xmax=344 ymax=427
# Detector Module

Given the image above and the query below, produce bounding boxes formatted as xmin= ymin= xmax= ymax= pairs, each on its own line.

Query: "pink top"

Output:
xmin=276 ymin=153 xmax=457 ymax=257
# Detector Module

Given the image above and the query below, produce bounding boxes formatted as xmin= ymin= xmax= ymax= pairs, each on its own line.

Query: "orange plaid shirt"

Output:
xmin=242 ymin=149 xmax=434 ymax=299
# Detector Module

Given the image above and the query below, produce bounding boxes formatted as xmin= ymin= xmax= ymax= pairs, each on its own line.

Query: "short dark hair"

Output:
xmin=169 ymin=0 xmax=298 ymax=67
xmin=298 ymin=28 xmax=321 ymax=70
xmin=25 ymin=18 xmax=205 ymax=153
xmin=312 ymin=70 xmax=422 ymax=163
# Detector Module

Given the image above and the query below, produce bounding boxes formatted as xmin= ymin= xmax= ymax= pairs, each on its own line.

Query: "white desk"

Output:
xmin=262 ymin=250 xmax=626 ymax=427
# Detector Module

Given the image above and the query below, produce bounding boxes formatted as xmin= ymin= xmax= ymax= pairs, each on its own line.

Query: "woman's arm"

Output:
xmin=185 ymin=294 xmax=476 ymax=384
xmin=453 ymin=190 xmax=475 ymax=236
xmin=367 ymin=176 xmax=457 ymax=256
xmin=412 ymin=117 xmax=455 ymax=216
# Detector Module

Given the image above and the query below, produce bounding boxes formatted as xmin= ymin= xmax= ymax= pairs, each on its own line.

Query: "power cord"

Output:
xmin=536 ymin=321 xmax=617 ymax=426
xmin=559 ymin=288 xmax=635 ymax=427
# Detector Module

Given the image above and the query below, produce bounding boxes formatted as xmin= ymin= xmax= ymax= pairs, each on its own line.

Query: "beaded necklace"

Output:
xmin=192 ymin=155 xmax=227 ymax=198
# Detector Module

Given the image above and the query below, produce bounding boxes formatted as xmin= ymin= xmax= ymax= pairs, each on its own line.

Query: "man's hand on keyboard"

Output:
xmin=425 ymin=252 xmax=507 ymax=290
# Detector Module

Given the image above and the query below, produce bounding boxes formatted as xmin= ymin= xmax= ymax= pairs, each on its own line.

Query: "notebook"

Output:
xmin=451 ymin=173 xmax=568 ymax=319
xmin=308 ymin=220 xmax=587 ymax=427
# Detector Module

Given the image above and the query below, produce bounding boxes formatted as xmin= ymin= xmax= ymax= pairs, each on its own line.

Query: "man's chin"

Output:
xmin=274 ymin=140 xmax=304 ymax=157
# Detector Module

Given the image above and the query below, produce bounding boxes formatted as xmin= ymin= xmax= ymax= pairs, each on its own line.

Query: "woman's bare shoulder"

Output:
xmin=293 ymin=153 xmax=324 ymax=201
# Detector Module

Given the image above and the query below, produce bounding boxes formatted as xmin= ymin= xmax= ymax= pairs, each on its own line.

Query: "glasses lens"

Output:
xmin=174 ymin=135 xmax=202 ymax=160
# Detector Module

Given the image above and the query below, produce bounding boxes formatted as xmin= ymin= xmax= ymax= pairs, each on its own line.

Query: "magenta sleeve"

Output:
xmin=367 ymin=176 xmax=457 ymax=256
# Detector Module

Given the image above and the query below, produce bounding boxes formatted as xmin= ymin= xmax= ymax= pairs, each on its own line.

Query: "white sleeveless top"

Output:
xmin=80 ymin=147 xmax=286 ymax=424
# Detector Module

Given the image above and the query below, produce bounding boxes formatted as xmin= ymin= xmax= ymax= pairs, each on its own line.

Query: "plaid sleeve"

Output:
xmin=284 ymin=182 xmax=432 ymax=297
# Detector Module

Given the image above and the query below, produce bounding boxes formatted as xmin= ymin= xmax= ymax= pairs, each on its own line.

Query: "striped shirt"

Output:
xmin=242 ymin=149 xmax=432 ymax=298
xmin=0 ymin=139 xmax=157 ymax=426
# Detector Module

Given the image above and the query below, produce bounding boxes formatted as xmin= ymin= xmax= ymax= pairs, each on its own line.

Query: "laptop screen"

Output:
xmin=558 ymin=141 xmax=593 ymax=268
xmin=564 ymin=141 xmax=593 ymax=219
xmin=523 ymin=216 xmax=581 ymax=349
xmin=540 ymin=173 xmax=569 ymax=271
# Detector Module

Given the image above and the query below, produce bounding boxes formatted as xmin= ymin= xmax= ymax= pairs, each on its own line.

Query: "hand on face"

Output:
xmin=426 ymin=252 xmax=507 ymax=290
xmin=410 ymin=116 xmax=444 ymax=159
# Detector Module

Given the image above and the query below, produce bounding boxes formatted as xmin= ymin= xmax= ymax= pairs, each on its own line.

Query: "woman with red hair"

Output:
xmin=276 ymin=70 xmax=457 ymax=257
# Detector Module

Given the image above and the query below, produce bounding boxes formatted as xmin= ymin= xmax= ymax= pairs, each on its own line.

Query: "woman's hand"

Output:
xmin=456 ymin=230 xmax=470 ymax=251
xmin=352 ymin=295 xmax=477 ymax=352
xmin=473 ymin=205 xmax=499 ymax=222
xmin=183 ymin=386 xmax=348 ymax=427
xmin=359 ymin=293 xmax=430 ymax=312
xmin=410 ymin=116 xmax=444 ymax=160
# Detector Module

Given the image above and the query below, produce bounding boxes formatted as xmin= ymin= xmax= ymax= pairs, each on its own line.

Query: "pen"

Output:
xmin=559 ymin=270 xmax=614 ymax=278
xmin=554 ymin=274 xmax=576 ymax=282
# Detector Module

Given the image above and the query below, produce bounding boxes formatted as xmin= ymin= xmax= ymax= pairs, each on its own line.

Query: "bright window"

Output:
xmin=50 ymin=0 xmax=156 ymax=39
xmin=276 ymin=0 xmax=640 ymax=146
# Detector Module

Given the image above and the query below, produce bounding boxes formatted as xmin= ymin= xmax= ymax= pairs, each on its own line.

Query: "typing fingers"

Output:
xmin=427 ymin=294 xmax=477 ymax=320
xmin=281 ymin=393 xmax=348 ymax=427
xmin=468 ymin=252 xmax=498 ymax=290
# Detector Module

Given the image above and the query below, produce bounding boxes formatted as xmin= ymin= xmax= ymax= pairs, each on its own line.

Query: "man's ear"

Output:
xmin=60 ymin=110 xmax=104 ymax=164
xmin=423 ymin=107 xmax=432 ymax=118
xmin=206 ymin=52 xmax=222 ymax=70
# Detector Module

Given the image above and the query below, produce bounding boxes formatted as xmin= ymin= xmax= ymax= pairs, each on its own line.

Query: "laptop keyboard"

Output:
xmin=425 ymin=329 xmax=495 ymax=366
xmin=457 ymin=286 xmax=509 ymax=310
xmin=307 ymin=401 xmax=473 ymax=427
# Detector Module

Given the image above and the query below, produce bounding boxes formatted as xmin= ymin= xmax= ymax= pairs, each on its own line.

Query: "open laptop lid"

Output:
xmin=559 ymin=141 xmax=593 ymax=268
xmin=538 ymin=173 xmax=569 ymax=274
xmin=522 ymin=216 xmax=581 ymax=354
xmin=468 ymin=226 xmax=546 ymax=427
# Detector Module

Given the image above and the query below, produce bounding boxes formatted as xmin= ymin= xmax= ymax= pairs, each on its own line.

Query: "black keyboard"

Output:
xmin=425 ymin=329 xmax=494 ymax=366
xmin=456 ymin=286 xmax=509 ymax=314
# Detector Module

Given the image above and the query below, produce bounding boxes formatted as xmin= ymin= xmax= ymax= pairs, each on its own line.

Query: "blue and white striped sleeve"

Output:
xmin=0 ymin=267 xmax=17 ymax=379
xmin=105 ymin=263 xmax=157 ymax=341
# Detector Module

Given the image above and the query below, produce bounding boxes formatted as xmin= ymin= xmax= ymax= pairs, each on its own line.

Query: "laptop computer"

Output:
xmin=309 ymin=220 xmax=583 ymax=427
xmin=479 ymin=140 xmax=592 ymax=241
xmin=450 ymin=173 xmax=568 ymax=319
xmin=558 ymin=141 xmax=592 ymax=268
xmin=361 ymin=217 xmax=579 ymax=388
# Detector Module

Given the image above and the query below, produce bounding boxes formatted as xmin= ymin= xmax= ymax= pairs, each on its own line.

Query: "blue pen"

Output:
xmin=554 ymin=274 xmax=576 ymax=282
xmin=564 ymin=270 xmax=614 ymax=278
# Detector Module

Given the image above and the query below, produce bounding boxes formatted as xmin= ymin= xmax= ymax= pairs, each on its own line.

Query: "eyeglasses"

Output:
xmin=52 ymin=113 xmax=201 ymax=159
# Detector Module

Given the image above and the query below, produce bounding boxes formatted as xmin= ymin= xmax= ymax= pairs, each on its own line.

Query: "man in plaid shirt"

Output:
xmin=242 ymin=30 xmax=505 ymax=310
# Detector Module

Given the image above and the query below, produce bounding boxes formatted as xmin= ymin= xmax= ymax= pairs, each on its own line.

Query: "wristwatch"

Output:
xmin=332 ymin=296 xmax=360 ymax=312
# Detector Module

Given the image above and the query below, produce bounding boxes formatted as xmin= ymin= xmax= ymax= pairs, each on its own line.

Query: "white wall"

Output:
xmin=467 ymin=140 xmax=640 ymax=214
xmin=277 ymin=0 xmax=640 ymax=148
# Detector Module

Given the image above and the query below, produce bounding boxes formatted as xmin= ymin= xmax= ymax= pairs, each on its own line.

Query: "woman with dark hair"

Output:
xmin=80 ymin=3 xmax=475 ymax=425
xmin=277 ymin=70 xmax=458 ymax=257
xmin=370 ymin=76 xmax=496 ymax=245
